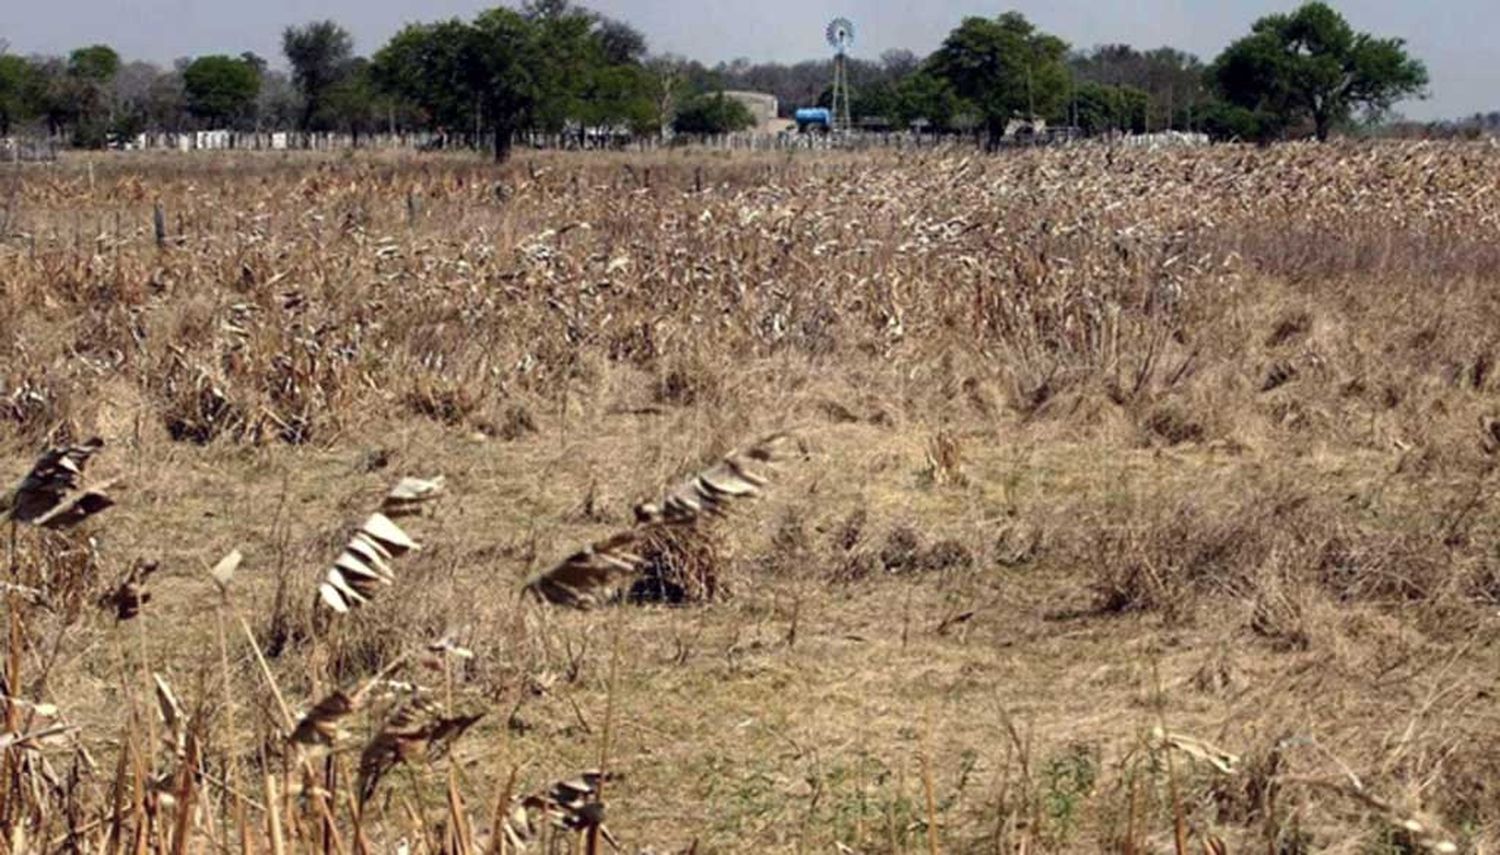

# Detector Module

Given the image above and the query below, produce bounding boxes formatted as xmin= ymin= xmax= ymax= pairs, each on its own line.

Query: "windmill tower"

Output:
xmin=826 ymin=17 xmax=855 ymax=133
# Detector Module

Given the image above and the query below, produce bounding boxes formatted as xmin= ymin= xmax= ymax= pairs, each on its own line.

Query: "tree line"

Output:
xmin=0 ymin=0 xmax=1428 ymax=156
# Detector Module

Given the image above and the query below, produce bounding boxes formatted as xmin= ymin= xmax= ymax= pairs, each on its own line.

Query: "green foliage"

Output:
xmin=372 ymin=20 xmax=479 ymax=133
xmin=51 ymin=45 xmax=122 ymax=147
xmin=468 ymin=7 xmax=543 ymax=158
xmin=183 ymin=55 xmax=261 ymax=127
xmin=672 ymin=92 xmax=755 ymax=135
xmin=372 ymin=11 xmax=542 ymax=158
xmin=1073 ymin=81 xmax=1150 ymax=134
xmin=1041 ymin=745 xmax=1099 ymax=843
xmin=522 ymin=1 xmax=599 ymax=135
xmin=371 ymin=2 xmax=664 ymax=157
xmin=926 ymin=12 xmax=1070 ymax=147
xmin=3 ymin=1 xmax=1433 ymax=150
xmin=1070 ymin=44 xmax=1209 ymax=132
xmin=283 ymin=20 xmax=353 ymax=131
xmin=0 ymin=54 xmax=32 ymax=135
xmin=580 ymin=63 xmax=655 ymax=135
xmin=850 ymin=79 xmax=900 ymax=125
xmin=67 ymin=45 xmax=120 ymax=83
xmin=1211 ymin=1 xmax=1427 ymax=141
xmin=323 ymin=57 xmax=387 ymax=139
xmin=594 ymin=16 xmax=647 ymax=66
xmin=892 ymin=72 xmax=961 ymax=131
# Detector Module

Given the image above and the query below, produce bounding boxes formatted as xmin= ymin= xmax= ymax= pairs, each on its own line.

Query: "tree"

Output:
xmin=240 ymin=52 xmax=269 ymax=77
xmin=0 ymin=54 xmax=31 ymax=136
xmin=926 ymin=12 xmax=1070 ymax=149
xmin=324 ymin=57 xmax=388 ymax=142
xmin=283 ymin=20 xmax=353 ymax=131
xmin=672 ymin=92 xmax=754 ymax=135
xmin=469 ymin=8 xmax=543 ymax=160
xmin=67 ymin=45 xmax=120 ymax=83
xmin=372 ymin=20 xmax=483 ymax=137
xmin=1072 ymin=44 xmax=1209 ymax=131
xmin=594 ymin=16 xmax=647 ymax=66
xmin=893 ymin=72 xmax=961 ymax=132
xmin=183 ymin=55 xmax=261 ymax=127
xmin=879 ymin=49 xmax=920 ymax=79
xmin=643 ymin=54 xmax=689 ymax=137
xmin=372 ymin=3 xmax=660 ymax=153
xmin=580 ymin=63 xmax=653 ymax=136
xmin=1069 ymin=81 xmax=1152 ymax=135
xmin=523 ymin=0 xmax=599 ymax=135
xmin=63 ymin=45 xmax=121 ymax=147
xmin=256 ymin=70 xmax=300 ymax=130
xmin=1211 ymin=1 xmax=1427 ymax=141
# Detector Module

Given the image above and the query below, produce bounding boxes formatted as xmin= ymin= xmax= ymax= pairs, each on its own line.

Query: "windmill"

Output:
xmin=826 ymin=17 xmax=855 ymax=133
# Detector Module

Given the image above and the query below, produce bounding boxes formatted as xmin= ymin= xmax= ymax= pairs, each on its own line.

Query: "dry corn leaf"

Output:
xmin=209 ymin=549 xmax=243 ymax=592
xmin=290 ymin=658 xmax=406 ymax=751
xmin=101 ymin=559 xmax=159 ymax=621
xmin=523 ymin=529 xmax=647 ymax=609
xmin=152 ymin=673 xmax=188 ymax=759
xmin=381 ymin=475 xmax=445 ymax=518
xmin=2 ymin=438 xmax=118 ymax=529
xmin=634 ymin=432 xmax=799 ymax=524
xmin=530 ymin=433 xmax=800 ymax=609
xmin=1150 ymin=726 xmax=1239 ymax=774
xmin=503 ymin=770 xmax=618 ymax=851
xmin=319 ymin=512 xmax=421 ymax=613
xmin=356 ymin=694 xmax=484 ymax=804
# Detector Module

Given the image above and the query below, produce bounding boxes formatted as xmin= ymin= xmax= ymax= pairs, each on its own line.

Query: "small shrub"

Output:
xmin=879 ymin=525 xmax=923 ymax=574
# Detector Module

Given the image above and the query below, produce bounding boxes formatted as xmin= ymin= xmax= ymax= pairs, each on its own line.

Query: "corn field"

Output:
xmin=0 ymin=142 xmax=1497 ymax=852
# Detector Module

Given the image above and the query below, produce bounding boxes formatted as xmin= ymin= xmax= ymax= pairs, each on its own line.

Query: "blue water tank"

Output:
xmin=795 ymin=107 xmax=832 ymax=128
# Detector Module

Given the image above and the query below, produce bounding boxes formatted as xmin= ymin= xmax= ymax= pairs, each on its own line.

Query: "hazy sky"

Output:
xmin=4 ymin=0 xmax=1493 ymax=120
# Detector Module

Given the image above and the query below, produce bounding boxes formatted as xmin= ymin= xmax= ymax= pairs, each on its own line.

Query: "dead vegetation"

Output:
xmin=0 ymin=143 xmax=1496 ymax=851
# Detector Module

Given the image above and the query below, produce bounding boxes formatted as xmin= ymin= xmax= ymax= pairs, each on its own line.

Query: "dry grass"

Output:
xmin=0 ymin=141 xmax=1497 ymax=851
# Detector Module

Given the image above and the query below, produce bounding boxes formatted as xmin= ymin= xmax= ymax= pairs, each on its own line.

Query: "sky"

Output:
xmin=3 ymin=0 xmax=1494 ymax=121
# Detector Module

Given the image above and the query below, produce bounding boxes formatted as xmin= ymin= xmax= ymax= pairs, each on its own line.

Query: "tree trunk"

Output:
xmin=1312 ymin=103 xmax=1333 ymax=142
xmin=985 ymin=118 xmax=1004 ymax=152
xmin=493 ymin=125 xmax=512 ymax=163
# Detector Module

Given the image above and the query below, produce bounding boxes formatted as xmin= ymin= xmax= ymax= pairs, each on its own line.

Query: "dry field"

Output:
xmin=1 ymin=141 xmax=1499 ymax=853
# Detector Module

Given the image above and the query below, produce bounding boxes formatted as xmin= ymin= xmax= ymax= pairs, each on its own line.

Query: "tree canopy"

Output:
xmin=183 ymin=55 xmax=261 ymax=127
xmin=925 ymin=12 xmax=1070 ymax=147
xmin=671 ymin=92 xmax=755 ymax=135
xmin=0 ymin=54 xmax=31 ymax=136
xmin=1211 ymin=1 xmax=1428 ymax=141
xmin=283 ymin=20 xmax=354 ymax=131
xmin=0 ymin=1 xmax=1437 ymax=148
